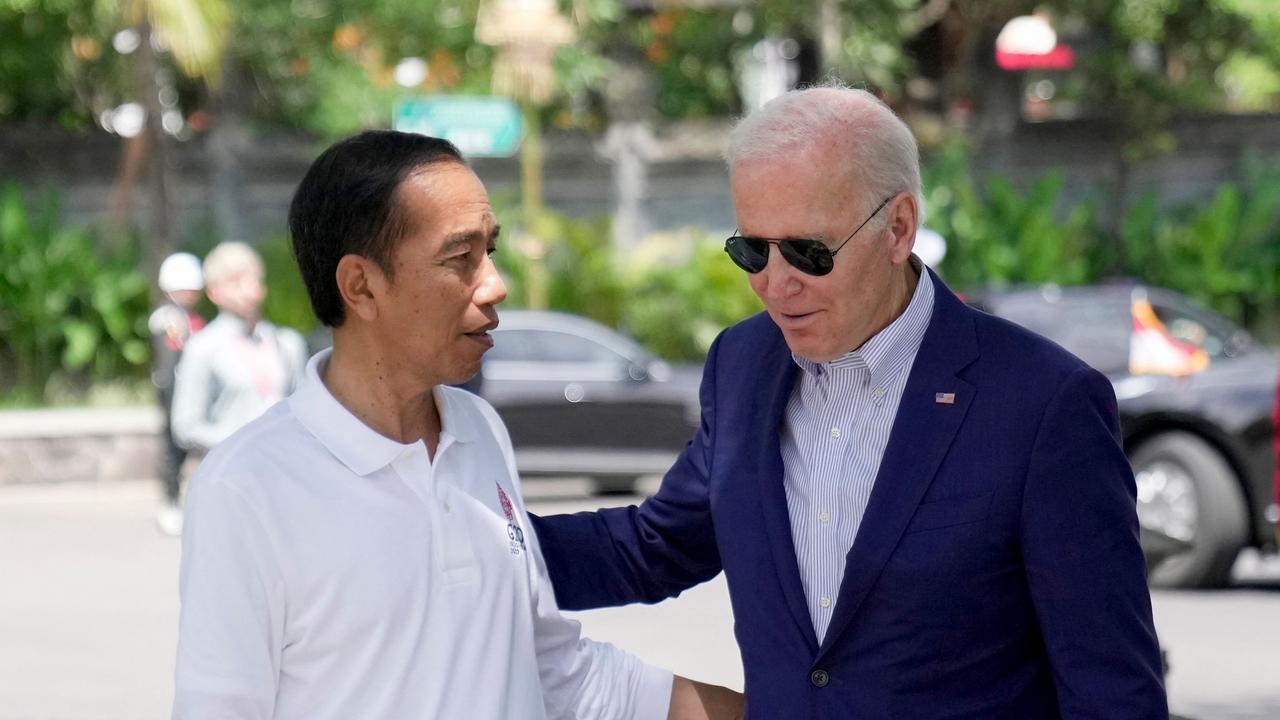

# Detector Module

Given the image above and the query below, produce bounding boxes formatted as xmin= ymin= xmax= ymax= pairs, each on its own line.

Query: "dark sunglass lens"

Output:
xmin=780 ymin=240 xmax=834 ymax=276
xmin=726 ymin=237 xmax=769 ymax=273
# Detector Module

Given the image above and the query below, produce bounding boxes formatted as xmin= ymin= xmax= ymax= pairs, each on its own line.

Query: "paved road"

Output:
xmin=1 ymin=478 xmax=1277 ymax=719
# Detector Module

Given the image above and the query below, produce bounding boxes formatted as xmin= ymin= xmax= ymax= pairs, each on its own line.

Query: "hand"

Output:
xmin=668 ymin=675 xmax=744 ymax=720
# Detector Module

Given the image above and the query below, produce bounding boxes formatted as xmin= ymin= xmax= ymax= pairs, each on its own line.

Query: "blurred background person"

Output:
xmin=150 ymin=252 xmax=207 ymax=535
xmin=169 ymin=242 xmax=307 ymax=528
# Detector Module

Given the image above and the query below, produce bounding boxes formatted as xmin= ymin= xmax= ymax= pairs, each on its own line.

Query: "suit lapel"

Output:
xmin=750 ymin=323 xmax=820 ymax=653
xmin=817 ymin=276 xmax=980 ymax=658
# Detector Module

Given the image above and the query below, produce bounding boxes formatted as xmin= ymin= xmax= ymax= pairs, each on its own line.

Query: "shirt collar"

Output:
xmin=212 ymin=312 xmax=269 ymax=340
xmin=289 ymin=348 xmax=479 ymax=477
xmin=792 ymin=254 xmax=935 ymax=387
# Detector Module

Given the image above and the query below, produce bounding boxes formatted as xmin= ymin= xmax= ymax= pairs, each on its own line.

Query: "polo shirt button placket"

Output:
xmin=809 ymin=668 xmax=830 ymax=688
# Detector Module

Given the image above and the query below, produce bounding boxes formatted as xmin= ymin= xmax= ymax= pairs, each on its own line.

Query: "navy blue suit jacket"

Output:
xmin=532 ymin=273 xmax=1167 ymax=719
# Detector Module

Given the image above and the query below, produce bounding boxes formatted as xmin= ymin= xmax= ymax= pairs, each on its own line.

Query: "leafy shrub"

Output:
xmin=493 ymin=211 xmax=760 ymax=362
xmin=0 ymin=183 xmax=150 ymax=404
xmin=259 ymin=234 xmax=319 ymax=336
xmin=925 ymin=141 xmax=1099 ymax=289
xmin=926 ymin=142 xmax=1280 ymax=341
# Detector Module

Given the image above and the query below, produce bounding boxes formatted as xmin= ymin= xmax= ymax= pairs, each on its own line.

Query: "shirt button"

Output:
xmin=830 ymin=427 xmax=841 ymax=439
xmin=873 ymin=387 xmax=885 ymax=398
xmin=819 ymin=596 xmax=832 ymax=608
xmin=818 ymin=511 xmax=830 ymax=524
xmin=442 ymin=502 xmax=452 ymax=513
xmin=810 ymin=669 xmax=830 ymax=688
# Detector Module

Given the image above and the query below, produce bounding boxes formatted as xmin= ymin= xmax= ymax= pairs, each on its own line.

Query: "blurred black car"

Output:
xmin=479 ymin=310 xmax=702 ymax=494
xmin=966 ymin=283 xmax=1278 ymax=588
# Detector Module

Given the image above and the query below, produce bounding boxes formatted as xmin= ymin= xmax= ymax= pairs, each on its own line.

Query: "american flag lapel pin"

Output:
xmin=935 ymin=392 xmax=956 ymax=405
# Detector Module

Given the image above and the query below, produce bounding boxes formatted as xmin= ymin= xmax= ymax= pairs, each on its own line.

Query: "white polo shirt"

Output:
xmin=174 ymin=350 xmax=672 ymax=720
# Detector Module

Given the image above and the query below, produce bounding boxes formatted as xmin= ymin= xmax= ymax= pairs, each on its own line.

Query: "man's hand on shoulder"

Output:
xmin=668 ymin=675 xmax=744 ymax=720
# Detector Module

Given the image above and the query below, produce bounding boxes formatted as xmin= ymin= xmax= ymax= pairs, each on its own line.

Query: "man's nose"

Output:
xmin=475 ymin=253 xmax=508 ymax=306
xmin=758 ymin=244 xmax=801 ymax=299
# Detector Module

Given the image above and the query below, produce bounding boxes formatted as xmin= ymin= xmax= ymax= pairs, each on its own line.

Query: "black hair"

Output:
xmin=287 ymin=130 xmax=464 ymax=327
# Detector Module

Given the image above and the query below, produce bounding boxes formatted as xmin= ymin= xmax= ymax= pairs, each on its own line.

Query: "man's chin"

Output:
xmin=441 ymin=357 xmax=484 ymax=387
xmin=781 ymin=334 xmax=838 ymax=365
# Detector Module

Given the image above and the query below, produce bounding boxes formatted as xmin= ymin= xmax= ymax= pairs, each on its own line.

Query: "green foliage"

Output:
xmin=1043 ymin=0 xmax=1280 ymax=157
xmin=0 ymin=183 xmax=150 ymax=403
xmin=623 ymin=7 xmax=747 ymax=119
xmin=493 ymin=209 xmax=760 ymax=361
xmin=229 ymin=0 xmax=495 ymax=137
xmin=928 ymin=143 xmax=1280 ymax=340
xmin=258 ymin=234 xmax=319 ymax=335
xmin=532 ymin=211 xmax=627 ymax=327
xmin=0 ymin=0 xmax=126 ymax=127
xmin=926 ymin=142 xmax=1097 ymax=289
xmin=622 ymin=236 xmax=762 ymax=360
xmin=1117 ymin=155 xmax=1280 ymax=332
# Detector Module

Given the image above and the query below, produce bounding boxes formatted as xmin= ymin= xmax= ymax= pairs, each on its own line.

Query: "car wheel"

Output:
xmin=592 ymin=476 xmax=638 ymax=496
xmin=1133 ymin=431 xmax=1248 ymax=589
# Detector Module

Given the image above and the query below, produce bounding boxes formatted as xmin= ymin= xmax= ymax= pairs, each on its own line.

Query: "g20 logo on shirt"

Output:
xmin=496 ymin=483 xmax=525 ymax=556
xmin=507 ymin=522 xmax=526 ymax=556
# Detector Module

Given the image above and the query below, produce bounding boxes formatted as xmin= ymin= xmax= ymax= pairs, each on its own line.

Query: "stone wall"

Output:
xmin=0 ymin=407 xmax=163 ymax=485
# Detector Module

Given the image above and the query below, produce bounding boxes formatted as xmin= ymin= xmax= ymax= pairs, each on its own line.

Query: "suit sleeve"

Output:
xmin=530 ymin=333 xmax=727 ymax=610
xmin=1021 ymin=366 xmax=1167 ymax=718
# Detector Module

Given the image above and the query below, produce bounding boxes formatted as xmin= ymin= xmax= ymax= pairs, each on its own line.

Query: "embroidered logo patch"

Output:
xmin=496 ymin=483 xmax=525 ymax=556
xmin=496 ymin=483 xmax=515 ymax=521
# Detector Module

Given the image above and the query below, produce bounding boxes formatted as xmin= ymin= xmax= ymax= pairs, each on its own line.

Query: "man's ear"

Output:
xmin=886 ymin=192 xmax=920 ymax=265
xmin=335 ymin=254 xmax=383 ymax=323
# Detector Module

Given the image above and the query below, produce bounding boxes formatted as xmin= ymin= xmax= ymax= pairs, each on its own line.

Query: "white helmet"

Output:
xmin=914 ymin=227 xmax=947 ymax=268
xmin=158 ymin=252 xmax=205 ymax=292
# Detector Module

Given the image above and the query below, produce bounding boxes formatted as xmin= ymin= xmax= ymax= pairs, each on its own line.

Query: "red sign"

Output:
xmin=996 ymin=44 xmax=1075 ymax=71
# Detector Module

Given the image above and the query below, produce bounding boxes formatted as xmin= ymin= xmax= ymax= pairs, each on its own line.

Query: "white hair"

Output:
xmin=725 ymin=81 xmax=924 ymax=223
xmin=203 ymin=241 xmax=264 ymax=288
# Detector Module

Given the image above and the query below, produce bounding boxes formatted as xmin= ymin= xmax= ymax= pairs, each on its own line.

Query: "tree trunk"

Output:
xmin=136 ymin=19 xmax=175 ymax=304
xmin=208 ymin=55 xmax=250 ymax=244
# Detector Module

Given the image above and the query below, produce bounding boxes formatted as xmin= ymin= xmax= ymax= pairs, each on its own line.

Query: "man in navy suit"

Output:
xmin=530 ymin=85 xmax=1167 ymax=718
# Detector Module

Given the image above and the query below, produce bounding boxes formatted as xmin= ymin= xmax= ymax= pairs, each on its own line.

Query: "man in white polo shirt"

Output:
xmin=173 ymin=131 xmax=742 ymax=720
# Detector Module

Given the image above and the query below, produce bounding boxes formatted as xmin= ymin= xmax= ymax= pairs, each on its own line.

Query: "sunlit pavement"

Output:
xmin=1 ymin=478 xmax=1277 ymax=719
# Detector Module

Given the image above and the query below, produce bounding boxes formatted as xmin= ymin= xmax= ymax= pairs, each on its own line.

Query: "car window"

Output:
xmin=532 ymin=331 xmax=631 ymax=364
xmin=1149 ymin=301 xmax=1233 ymax=358
xmin=988 ymin=297 xmax=1131 ymax=373
xmin=487 ymin=330 xmax=552 ymax=362
xmin=489 ymin=328 xmax=629 ymax=364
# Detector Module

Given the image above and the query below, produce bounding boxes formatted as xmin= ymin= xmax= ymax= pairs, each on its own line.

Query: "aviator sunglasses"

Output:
xmin=724 ymin=195 xmax=895 ymax=276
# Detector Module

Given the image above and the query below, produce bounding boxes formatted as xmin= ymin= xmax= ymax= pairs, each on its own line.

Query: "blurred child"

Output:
xmin=149 ymin=252 xmax=206 ymax=535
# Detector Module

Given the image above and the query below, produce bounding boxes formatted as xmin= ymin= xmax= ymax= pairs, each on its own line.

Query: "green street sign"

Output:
xmin=393 ymin=95 xmax=523 ymax=158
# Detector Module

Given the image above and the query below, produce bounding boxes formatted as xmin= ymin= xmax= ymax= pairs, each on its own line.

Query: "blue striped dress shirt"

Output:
xmin=782 ymin=258 xmax=935 ymax=642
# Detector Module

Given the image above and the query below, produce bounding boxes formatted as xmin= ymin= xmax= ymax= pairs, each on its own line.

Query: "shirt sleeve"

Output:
xmin=524 ymin=516 xmax=674 ymax=720
xmin=173 ymin=462 xmax=286 ymax=720
xmin=169 ymin=340 xmax=225 ymax=452
xmin=471 ymin=392 xmax=673 ymax=720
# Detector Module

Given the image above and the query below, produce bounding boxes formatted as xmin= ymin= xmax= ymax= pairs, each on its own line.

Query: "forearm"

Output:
xmin=667 ymin=676 xmax=744 ymax=720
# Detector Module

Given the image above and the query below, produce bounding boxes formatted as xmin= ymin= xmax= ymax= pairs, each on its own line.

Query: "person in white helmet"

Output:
xmin=150 ymin=252 xmax=207 ymax=535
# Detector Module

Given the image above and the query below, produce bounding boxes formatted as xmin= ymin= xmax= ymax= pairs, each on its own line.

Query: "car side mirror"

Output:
xmin=626 ymin=362 xmax=650 ymax=382
xmin=1224 ymin=331 xmax=1252 ymax=357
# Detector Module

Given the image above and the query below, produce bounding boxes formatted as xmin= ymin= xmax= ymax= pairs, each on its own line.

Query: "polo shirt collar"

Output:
xmin=792 ymin=254 xmax=935 ymax=387
xmin=290 ymin=348 xmax=479 ymax=477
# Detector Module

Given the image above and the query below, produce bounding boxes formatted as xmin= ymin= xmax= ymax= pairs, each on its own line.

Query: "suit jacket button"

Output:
xmin=810 ymin=669 xmax=830 ymax=688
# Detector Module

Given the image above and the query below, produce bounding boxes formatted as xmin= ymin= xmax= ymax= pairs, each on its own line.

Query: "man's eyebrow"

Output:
xmin=438 ymin=227 xmax=497 ymax=254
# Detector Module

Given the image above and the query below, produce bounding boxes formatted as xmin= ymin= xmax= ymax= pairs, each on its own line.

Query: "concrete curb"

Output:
xmin=0 ymin=406 xmax=164 ymax=485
